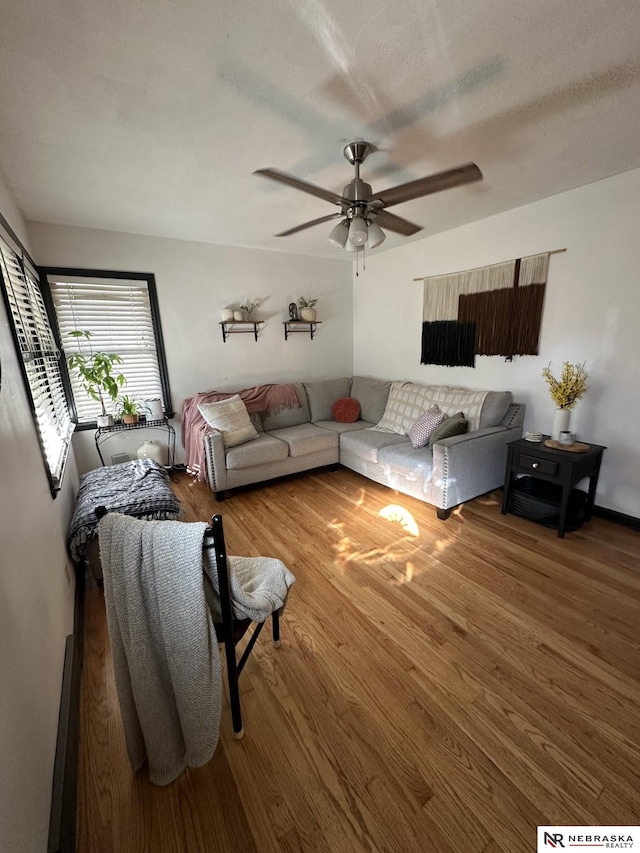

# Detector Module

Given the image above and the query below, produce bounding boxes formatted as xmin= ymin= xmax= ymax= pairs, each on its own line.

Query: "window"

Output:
xmin=0 ymin=238 xmax=74 ymax=496
xmin=43 ymin=269 xmax=173 ymax=427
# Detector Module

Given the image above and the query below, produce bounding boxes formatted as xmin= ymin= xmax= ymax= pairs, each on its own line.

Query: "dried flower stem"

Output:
xmin=542 ymin=361 xmax=589 ymax=410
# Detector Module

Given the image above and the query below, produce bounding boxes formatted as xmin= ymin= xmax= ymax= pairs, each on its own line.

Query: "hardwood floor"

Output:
xmin=77 ymin=468 xmax=640 ymax=852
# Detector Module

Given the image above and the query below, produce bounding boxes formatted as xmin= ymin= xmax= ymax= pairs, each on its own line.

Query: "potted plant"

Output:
xmin=297 ymin=296 xmax=318 ymax=322
xmin=542 ymin=361 xmax=589 ymax=440
xmin=118 ymin=394 xmax=142 ymax=425
xmin=67 ymin=330 xmax=126 ymax=426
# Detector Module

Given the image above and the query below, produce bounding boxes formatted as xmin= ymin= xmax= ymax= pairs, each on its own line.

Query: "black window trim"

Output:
xmin=0 ymin=212 xmax=73 ymax=498
xmin=40 ymin=267 xmax=174 ymax=430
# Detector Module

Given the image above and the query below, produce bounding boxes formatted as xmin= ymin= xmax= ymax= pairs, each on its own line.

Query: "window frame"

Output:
xmin=41 ymin=267 xmax=174 ymax=430
xmin=0 ymin=233 xmax=74 ymax=498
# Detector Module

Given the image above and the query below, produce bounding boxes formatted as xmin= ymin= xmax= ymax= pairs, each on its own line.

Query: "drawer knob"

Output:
xmin=532 ymin=462 xmax=539 ymax=469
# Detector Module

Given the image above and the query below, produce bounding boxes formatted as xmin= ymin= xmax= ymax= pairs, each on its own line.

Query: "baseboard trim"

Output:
xmin=593 ymin=504 xmax=640 ymax=531
xmin=48 ymin=565 xmax=84 ymax=853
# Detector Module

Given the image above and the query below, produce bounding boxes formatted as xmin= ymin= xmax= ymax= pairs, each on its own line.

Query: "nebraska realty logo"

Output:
xmin=538 ymin=826 xmax=640 ymax=851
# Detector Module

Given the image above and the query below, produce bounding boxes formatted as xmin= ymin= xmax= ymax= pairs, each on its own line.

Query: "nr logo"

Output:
xmin=544 ymin=832 xmax=565 ymax=848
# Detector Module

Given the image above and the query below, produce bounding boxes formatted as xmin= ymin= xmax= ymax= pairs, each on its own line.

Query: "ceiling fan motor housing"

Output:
xmin=343 ymin=178 xmax=373 ymax=206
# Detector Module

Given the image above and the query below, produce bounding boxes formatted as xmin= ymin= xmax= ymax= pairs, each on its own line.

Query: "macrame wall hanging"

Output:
xmin=416 ymin=251 xmax=561 ymax=367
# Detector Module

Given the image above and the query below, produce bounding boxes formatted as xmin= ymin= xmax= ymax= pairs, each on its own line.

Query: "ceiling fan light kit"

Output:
xmin=327 ymin=220 xmax=349 ymax=249
xmin=254 ymin=141 xmax=483 ymax=256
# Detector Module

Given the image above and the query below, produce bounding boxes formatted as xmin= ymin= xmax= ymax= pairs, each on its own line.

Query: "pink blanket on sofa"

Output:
xmin=181 ymin=384 xmax=300 ymax=481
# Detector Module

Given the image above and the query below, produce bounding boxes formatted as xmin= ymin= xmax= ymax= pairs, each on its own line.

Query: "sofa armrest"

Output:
xmin=203 ymin=430 xmax=228 ymax=494
xmin=432 ymin=425 xmax=522 ymax=510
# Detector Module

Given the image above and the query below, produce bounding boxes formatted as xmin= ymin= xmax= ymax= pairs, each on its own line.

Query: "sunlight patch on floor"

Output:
xmin=378 ymin=504 xmax=420 ymax=537
xmin=327 ymin=498 xmax=451 ymax=584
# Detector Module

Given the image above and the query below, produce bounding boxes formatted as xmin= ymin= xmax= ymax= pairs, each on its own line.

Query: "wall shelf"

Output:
xmin=283 ymin=320 xmax=322 ymax=340
xmin=220 ymin=320 xmax=264 ymax=342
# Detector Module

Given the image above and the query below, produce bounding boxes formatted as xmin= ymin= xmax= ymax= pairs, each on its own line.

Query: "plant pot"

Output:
xmin=299 ymin=307 xmax=316 ymax=322
xmin=123 ymin=414 xmax=139 ymax=425
xmin=551 ymin=408 xmax=571 ymax=441
xmin=97 ymin=414 xmax=114 ymax=428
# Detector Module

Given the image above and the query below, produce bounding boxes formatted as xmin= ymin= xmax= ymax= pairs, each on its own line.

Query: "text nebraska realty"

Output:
xmin=564 ymin=835 xmax=633 ymax=848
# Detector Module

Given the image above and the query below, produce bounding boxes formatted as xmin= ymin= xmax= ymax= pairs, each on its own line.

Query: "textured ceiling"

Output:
xmin=1 ymin=0 xmax=639 ymax=259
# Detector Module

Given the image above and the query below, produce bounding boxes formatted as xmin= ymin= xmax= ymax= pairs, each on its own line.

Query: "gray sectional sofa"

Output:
xmin=203 ymin=376 xmax=525 ymax=518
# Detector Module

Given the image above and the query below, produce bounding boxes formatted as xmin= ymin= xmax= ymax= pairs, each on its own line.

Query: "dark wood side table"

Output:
xmin=501 ymin=436 xmax=606 ymax=538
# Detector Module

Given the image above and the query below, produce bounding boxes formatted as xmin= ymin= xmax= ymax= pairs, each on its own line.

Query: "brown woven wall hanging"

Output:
xmin=418 ymin=252 xmax=551 ymax=367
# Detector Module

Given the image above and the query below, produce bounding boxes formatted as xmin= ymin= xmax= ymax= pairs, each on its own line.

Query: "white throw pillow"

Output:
xmin=198 ymin=395 xmax=259 ymax=448
xmin=407 ymin=405 xmax=446 ymax=449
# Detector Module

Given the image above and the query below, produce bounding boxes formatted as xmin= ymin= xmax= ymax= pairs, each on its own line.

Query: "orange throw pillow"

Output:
xmin=332 ymin=397 xmax=360 ymax=423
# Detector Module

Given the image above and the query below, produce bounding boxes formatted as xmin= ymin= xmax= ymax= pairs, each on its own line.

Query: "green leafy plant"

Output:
xmin=542 ymin=361 xmax=589 ymax=410
xmin=117 ymin=394 xmax=141 ymax=417
xmin=67 ymin=330 xmax=126 ymax=418
xmin=297 ymin=296 xmax=318 ymax=308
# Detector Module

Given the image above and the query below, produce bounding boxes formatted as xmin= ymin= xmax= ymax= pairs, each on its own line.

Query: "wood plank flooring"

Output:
xmin=77 ymin=468 xmax=640 ymax=852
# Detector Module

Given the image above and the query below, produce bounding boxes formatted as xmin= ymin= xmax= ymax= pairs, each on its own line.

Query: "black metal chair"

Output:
xmin=204 ymin=514 xmax=281 ymax=739
xmin=95 ymin=507 xmax=283 ymax=740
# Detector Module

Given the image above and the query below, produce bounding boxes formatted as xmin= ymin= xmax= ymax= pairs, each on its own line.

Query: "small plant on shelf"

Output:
xmin=67 ymin=330 xmax=126 ymax=427
xmin=297 ymin=296 xmax=318 ymax=321
xmin=296 ymin=296 xmax=318 ymax=309
xmin=117 ymin=394 xmax=142 ymax=424
xmin=240 ymin=300 xmax=261 ymax=319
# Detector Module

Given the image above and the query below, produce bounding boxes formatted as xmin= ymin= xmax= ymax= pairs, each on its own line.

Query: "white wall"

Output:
xmin=0 ymin=174 xmax=79 ymax=853
xmin=27 ymin=225 xmax=353 ymax=473
xmin=353 ymin=168 xmax=640 ymax=518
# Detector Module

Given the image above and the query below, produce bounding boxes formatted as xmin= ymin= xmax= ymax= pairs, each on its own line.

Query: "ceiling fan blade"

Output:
xmin=275 ymin=212 xmax=343 ymax=237
xmin=254 ymin=168 xmax=350 ymax=207
xmin=373 ymin=209 xmax=423 ymax=236
xmin=370 ymin=162 xmax=483 ymax=209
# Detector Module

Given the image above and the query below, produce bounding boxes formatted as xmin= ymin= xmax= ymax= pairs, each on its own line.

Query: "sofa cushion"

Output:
xmin=226 ymin=433 xmax=289 ymax=470
xmin=377 ymin=443 xmax=435 ymax=481
xmin=268 ymin=423 xmax=339 ymax=458
xmin=314 ymin=419 xmax=375 ymax=434
xmin=428 ymin=412 xmax=469 ymax=447
xmin=340 ymin=429 xmax=408 ymax=464
xmin=332 ymin=397 xmax=360 ymax=423
xmin=374 ymin=381 xmax=497 ymax=433
xmin=478 ymin=391 xmax=513 ymax=428
xmin=407 ymin=405 xmax=446 ymax=448
xmin=198 ymin=395 xmax=259 ymax=448
xmin=350 ymin=376 xmax=392 ymax=424
xmin=261 ymin=383 xmax=309 ymax=430
xmin=303 ymin=378 xmax=352 ymax=422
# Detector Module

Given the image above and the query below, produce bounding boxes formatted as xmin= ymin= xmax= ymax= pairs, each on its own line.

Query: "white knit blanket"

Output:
xmin=202 ymin=545 xmax=296 ymax=624
xmin=98 ymin=514 xmax=222 ymax=786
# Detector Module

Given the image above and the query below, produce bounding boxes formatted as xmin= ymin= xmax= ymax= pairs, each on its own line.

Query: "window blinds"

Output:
xmin=0 ymin=239 xmax=74 ymax=490
xmin=49 ymin=277 xmax=165 ymax=423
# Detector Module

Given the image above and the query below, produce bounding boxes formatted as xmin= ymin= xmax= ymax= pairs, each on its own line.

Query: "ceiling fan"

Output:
xmin=254 ymin=141 xmax=483 ymax=252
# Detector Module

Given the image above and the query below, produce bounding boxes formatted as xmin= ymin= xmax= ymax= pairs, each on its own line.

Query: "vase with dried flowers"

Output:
xmin=542 ymin=361 xmax=589 ymax=440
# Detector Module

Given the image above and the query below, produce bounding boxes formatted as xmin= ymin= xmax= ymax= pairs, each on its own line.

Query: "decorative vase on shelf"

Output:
xmin=145 ymin=398 xmax=164 ymax=421
xmin=221 ymin=309 xmax=234 ymax=322
xmin=233 ymin=309 xmax=245 ymax=321
xmin=137 ymin=440 xmax=165 ymax=465
xmin=551 ymin=408 xmax=571 ymax=441
xmin=299 ymin=307 xmax=316 ymax=322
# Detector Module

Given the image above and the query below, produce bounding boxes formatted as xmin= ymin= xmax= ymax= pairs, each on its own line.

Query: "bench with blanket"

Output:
xmin=68 ymin=458 xmax=180 ymax=578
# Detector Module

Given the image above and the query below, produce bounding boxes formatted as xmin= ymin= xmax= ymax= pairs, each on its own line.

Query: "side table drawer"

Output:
xmin=518 ymin=453 xmax=558 ymax=477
